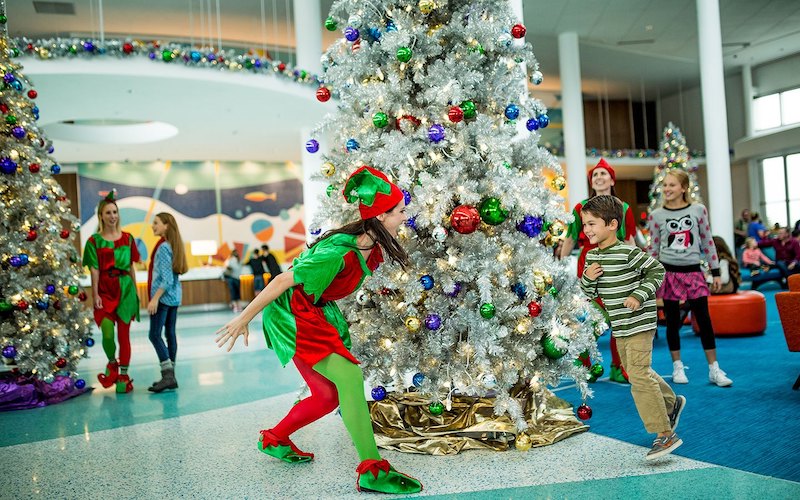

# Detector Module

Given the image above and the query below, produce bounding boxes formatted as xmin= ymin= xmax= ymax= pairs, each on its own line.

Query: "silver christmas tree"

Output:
xmin=0 ymin=2 xmax=93 ymax=383
xmin=309 ymin=0 xmax=602 ymax=429
xmin=648 ymin=122 xmax=703 ymax=212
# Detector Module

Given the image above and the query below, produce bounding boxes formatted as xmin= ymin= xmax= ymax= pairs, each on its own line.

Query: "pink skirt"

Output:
xmin=657 ymin=271 xmax=710 ymax=301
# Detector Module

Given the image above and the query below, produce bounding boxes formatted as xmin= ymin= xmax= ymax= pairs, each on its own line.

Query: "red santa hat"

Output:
xmin=587 ymin=158 xmax=616 ymax=183
xmin=343 ymin=166 xmax=405 ymax=220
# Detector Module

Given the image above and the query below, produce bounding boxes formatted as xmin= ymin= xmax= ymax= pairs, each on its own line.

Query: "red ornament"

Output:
xmin=511 ymin=24 xmax=526 ymax=39
xmin=26 ymin=230 xmax=37 ymax=241
xmin=448 ymin=106 xmax=464 ymax=123
xmin=351 ymin=39 xmax=362 ymax=52
xmin=0 ymin=103 xmax=8 ymax=114
xmin=316 ymin=87 xmax=331 ymax=102
xmin=60 ymin=230 xmax=70 ymax=239
xmin=527 ymin=301 xmax=542 ymax=317
xmin=55 ymin=357 xmax=67 ymax=369
xmin=53 ymin=300 xmax=61 ymax=311
xmin=395 ymin=114 xmax=421 ymax=133
xmin=122 ymin=42 xmax=134 ymax=54
xmin=577 ymin=403 xmax=592 ymax=421
xmin=450 ymin=205 xmax=481 ymax=234
xmin=29 ymin=163 xmax=40 ymax=173
xmin=57 ymin=196 xmax=67 ymax=202
xmin=379 ymin=288 xmax=392 ymax=296
xmin=277 ymin=63 xmax=286 ymax=72
xmin=78 ymin=291 xmax=88 ymax=301
xmin=27 ymin=90 xmax=38 ymax=99
xmin=26 ymin=43 xmax=34 ymax=51
xmin=17 ymin=300 xmax=28 ymax=311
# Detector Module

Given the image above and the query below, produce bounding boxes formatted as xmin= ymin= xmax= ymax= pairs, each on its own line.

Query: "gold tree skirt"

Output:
xmin=368 ymin=386 xmax=588 ymax=455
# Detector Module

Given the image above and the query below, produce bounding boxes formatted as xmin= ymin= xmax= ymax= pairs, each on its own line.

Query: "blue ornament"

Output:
xmin=254 ymin=59 xmax=262 ymax=68
xmin=371 ymin=385 xmax=387 ymax=401
xmin=12 ymin=126 xmax=25 ymax=139
xmin=446 ymin=282 xmax=462 ymax=297
xmin=402 ymin=189 xmax=412 ymax=205
xmin=420 ymin=275 xmax=434 ymax=290
xmin=504 ymin=104 xmax=520 ymax=120
xmin=344 ymin=27 xmax=360 ymax=42
xmin=18 ymin=254 xmax=29 ymax=265
xmin=9 ymin=256 xmax=22 ymax=267
xmin=424 ymin=314 xmax=442 ymax=330
xmin=428 ymin=123 xmax=445 ymax=143
xmin=39 ymin=195 xmax=49 ymax=200
xmin=405 ymin=216 xmax=418 ymax=230
xmin=538 ymin=114 xmax=550 ymax=128
xmin=85 ymin=338 xmax=95 ymax=347
xmin=190 ymin=51 xmax=201 ymax=62
xmin=577 ymin=311 xmax=588 ymax=323
xmin=33 ymin=105 xmax=39 ymax=114
xmin=2 ymin=345 xmax=16 ymax=359
xmin=48 ymin=145 xmax=54 ymax=154
xmin=0 ymin=157 xmax=16 ymax=174
xmin=83 ymin=41 xmax=95 ymax=52
xmin=412 ymin=373 xmax=425 ymax=387
xmin=36 ymin=300 xmax=48 ymax=310
xmin=368 ymin=27 xmax=382 ymax=40
xmin=386 ymin=20 xmax=397 ymax=32
xmin=3 ymin=72 xmax=13 ymax=83
xmin=305 ymin=139 xmax=319 ymax=153
xmin=148 ymin=52 xmax=156 ymax=60
xmin=526 ymin=118 xmax=539 ymax=131
xmin=516 ymin=215 xmax=544 ymax=237
xmin=11 ymin=80 xmax=22 ymax=91
xmin=51 ymin=164 xmax=61 ymax=174
xmin=346 ymin=138 xmax=360 ymax=151
xmin=75 ymin=379 xmax=87 ymax=389
xmin=207 ymin=53 xmax=216 ymax=61
xmin=511 ymin=282 xmax=527 ymax=299
xmin=310 ymin=228 xmax=322 ymax=236
xmin=45 ymin=284 xmax=56 ymax=295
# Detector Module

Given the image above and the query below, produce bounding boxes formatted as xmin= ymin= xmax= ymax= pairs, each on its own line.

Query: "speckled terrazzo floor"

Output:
xmin=2 ymin=308 xmax=799 ymax=499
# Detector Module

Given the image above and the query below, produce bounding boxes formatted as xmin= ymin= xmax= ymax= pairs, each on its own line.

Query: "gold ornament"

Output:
xmin=551 ymin=176 xmax=567 ymax=191
xmin=549 ymin=221 xmax=566 ymax=238
xmin=39 ymin=48 xmax=50 ymax=59
xmin=9 ymin=150 xmax=19 ymax=161
xmin=515 ymin=433 xmax=532 ymax=451
xmin=419 ymin=0 xmax=435 ymax=14
xmin=321 ymin=162 xmax=335 ymax=177
xmin=515 ymin=317 xmax=531 ymax=334
xmin=405 ymin=316 xmax=421 ymax=332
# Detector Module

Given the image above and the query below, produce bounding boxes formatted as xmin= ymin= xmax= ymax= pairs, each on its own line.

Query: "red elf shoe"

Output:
xmin=97 ymin=361 xmax=119 ymax=388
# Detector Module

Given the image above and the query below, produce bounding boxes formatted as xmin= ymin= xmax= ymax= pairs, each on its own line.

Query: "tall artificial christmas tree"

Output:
xmin=0 ymin=1 xmax=92 ymax=407
xmin=308 ymin=0 xmax=603 ymax=450
xmin=648 ymin=122 xmax=702 ymax=212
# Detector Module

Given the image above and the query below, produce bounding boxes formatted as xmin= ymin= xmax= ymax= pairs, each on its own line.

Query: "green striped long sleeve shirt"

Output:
xmin=580 ymin=241 xmax=665 ymax=337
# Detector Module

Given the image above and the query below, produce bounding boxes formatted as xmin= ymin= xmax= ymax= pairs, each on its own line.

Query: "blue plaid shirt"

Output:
xmin=150 ymin=241 xmax=182 ymax=306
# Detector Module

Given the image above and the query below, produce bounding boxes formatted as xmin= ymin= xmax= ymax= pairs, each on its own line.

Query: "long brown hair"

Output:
xmin=713 ymin=236 xmax=740 ymax=287
xmin=96 ymin=199 xmax=120 ymax=233
xmin=663 ymin=169 xmax=691 ymax=204
xmin=155 ymin=212 xmax=189 ymax=274
xmin=311 ymin=206 xmax=409 ymax=268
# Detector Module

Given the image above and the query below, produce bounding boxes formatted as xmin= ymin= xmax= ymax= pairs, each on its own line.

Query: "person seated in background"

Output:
xmin=710 ymin=236 xmax=740 ymax=294
xmin=742 ymin=237 xmax=774 ymax=276
xmin=734 ymin=209 xmax=751 ymax=248
xmin=758 ymin=226 xmax=800 ymax=282
xmin=747 ymin=213 xmax=768 ymax=242
xmin=261 ymin=244 xmax=282 ymax=280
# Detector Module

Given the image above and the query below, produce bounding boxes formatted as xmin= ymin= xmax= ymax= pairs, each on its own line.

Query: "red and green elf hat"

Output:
xmin=343 ymin=166 xmax=404 ymax=220
xmin=587 ymin=158 xmax=616 ymax=183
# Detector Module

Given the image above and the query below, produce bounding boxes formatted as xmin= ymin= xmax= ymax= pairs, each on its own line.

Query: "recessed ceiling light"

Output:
xmin=44 ymin=119 xmax=178 ymax=144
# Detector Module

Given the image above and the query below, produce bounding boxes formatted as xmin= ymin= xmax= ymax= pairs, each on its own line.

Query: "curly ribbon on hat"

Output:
xmin=343 ymin=168 xmax=392 ymax=207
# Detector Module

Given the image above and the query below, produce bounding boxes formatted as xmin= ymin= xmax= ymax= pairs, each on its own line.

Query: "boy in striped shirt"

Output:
xmin=579 ymin=195 xmax=685 ymax=460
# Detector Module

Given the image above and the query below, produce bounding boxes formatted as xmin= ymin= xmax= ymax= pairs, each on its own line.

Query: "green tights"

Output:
xmin=100 ymin=318 xmax=116 ymax=361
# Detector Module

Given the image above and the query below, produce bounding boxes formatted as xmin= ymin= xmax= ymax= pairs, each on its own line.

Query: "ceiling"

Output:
xmin=7 ymin=0 xmax=800 ymax=163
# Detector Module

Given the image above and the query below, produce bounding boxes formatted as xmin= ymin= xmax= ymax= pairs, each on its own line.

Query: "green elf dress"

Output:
xmin=82 ymin=232 xmax=140 ymax=326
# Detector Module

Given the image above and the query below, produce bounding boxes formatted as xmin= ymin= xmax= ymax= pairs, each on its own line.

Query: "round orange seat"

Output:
xmin=691 ymin=291 xmax=766 ymax=336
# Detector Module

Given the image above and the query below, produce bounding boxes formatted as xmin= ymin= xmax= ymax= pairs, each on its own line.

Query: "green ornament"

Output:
xmin=324 ymin=16 xmax=338 ymax=31
xmin=541 ymin=336 xmax=566 ymax=360
xmin=300 ymin=70 xmax=307 ymax=79
xmin=245 ymin=59 xmax=254 ymax=69
xmin=514 ymin=56 xmax=524 ymax=63
xmin=0 ymin=15 xmax=7 ymax=24
xmin=67 ymin=285 xmax=79 ymax=296
xmin=396 ymin=46 xmax=412 ymax=63
xmin=6 ymin=115 xmax=17 ymax=125
xmin=69 ymin=45 xmax=77 ymax=54
xmin=0 ymin=301 xmax=12 ymax=313
xmin=326 ymin=185 xmax=335 ymax=197
xmin=372 ymin=112 xmax=389 ymax=128
xmin=590 ymin=363 xmax=605 ymax=378
xmin=479 ymin=197 xmax=508 ymax=225
xmin=479 ymin=303 xmax=496 ymax=319
xmin=162 ymin=50 xmax=174 ymax=62
xmin=460 ymin=100 xmax=476 ymax=119
xmin=12 ymin=48 xmax=20 ymax=57
xmin=548 ymin=286 xmax=559 ymax=297
xmin=468 ymin=42 xmax=485 ymax=55
xmin=429 ymin=402 xmax=444 ymax=415
xmin=503 ymin=162 xmax=512 ymax=169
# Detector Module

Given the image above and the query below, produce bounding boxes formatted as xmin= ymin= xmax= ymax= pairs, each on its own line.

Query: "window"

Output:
xmin=754 ymin=87 xmax=800 ymax=131
xmin=788 ymin=153 xmax=800 ymax=226
xmin=782 ymin=89 xmax=800 ymax=127
xmin=761 ymin=153 xmax=800 ymax=228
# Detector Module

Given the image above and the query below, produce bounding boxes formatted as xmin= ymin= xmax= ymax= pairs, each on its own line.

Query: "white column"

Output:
xmin=293 ymin=0 xmax=322 ymax=74
xmin=741 ymin=64 xmax=762 ymax=214
xmin=558 ymin=32 xmax=588 ymax=207
xmin=301 ymin=127 xmax=326 ymax=241
xmin=696 ymin=0 xmax=733 ymax=249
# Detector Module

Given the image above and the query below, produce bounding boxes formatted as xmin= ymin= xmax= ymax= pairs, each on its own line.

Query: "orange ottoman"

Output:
xmin=691 ymin=291 xmax=767 ymax=336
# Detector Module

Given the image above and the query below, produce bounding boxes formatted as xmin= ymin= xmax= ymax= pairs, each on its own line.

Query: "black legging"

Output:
xmin=663 ymin=296 xmax=716 ymax=352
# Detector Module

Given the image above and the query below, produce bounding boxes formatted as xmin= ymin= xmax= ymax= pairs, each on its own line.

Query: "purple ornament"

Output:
xmin=310 ymin=228 xmax=322 ymax=236
xmin=148 ymin=52 xmax=156 ymax=60
xmin=371 ymin=385 xmax=387 ymax=400
xmin=2 ymin=345 xmax=16 ymax=359
xmin=305 ymin=139 xmax=320 ymax=153
xmin=428 ymin=124 xmax=445 ymax=143
xmin=3 ymin=72 xmax=14 ymax=83
xmin=516 ymin=215 xmax=544 ymax=237
xmin=75 ymin=379 xmax=86 ymax=389
xmin=207 ymin=53 xmax=216 ymax=61
xmin=9 ymin=256 xmax=22 ymax=267
xmin=402 ymin=189 xmax=412 ymax=205
xmin=526 ymin=118 xmax=539 ymax=131
xmin=446 ymin=282 xmax=462 ymax=297
xmin=424 ymin=314 xmax=442 ymax=330
xmin=47 ymin=146 xmax=55 ymax=154
xmin=344 ymin=27 xmax=360 ymax=42
xmin=45 ymin=284 xmax=56 ymax=294
xmin=0 ymin=157 xmax=17 ymax=174
xmin=12 ymin=126 xmax=25 ymax=139
xmin=83 ymin=41 xmax=95 ymax=52
xmin=405 ymin=216 xmax=418 ymax=230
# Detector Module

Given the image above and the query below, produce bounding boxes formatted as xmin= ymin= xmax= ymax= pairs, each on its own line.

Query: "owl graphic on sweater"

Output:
xmin=666 ymin=215 xmax=694 ymax=251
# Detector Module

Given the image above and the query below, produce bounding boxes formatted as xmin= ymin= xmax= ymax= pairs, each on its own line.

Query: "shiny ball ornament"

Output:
xmin=551 ymin=176 xmax=567 ymax=191
xmin=402 ymin=189 xmax=412 ymax=205
xmin=316 ymin=87 xmax=331 ymax=102
xmin=405 ymin=316 xmax=421 ymax=332
xmin=344 ymin=27 xmax=360 ymax=42
xmin=424 ymin=314 xmax=442 ymax=330
xmin=29 ymin=163 xmax=40 ymax=173
xmin=9 ymin=255 xmax=22 ymax=267
xmin=17 ymin=300 xmax=28 ymax=311
xmin=515 ymin=433 xmax=532 ymax=451
xmin=445 ymin=282 xmax=462 ymax=297
xmin=346 ymin=138 xmax=360 ymax=151
xmin=412 ymin=372 xmax=425 ymax=387
xmin=511 ymin=283 xmax=527 ymax=300
xmin=0 ymin=301 xmax=12 ymax=313
xmin=26 ymin=230 xmax=37 ymax=241
xmin=60 ymin=229 xmax=70 ymax=239
xmin=496 ymin=32 xmax=513 ymax=48
xmin=12 ymin=126 xmax=26 ymax=139
xmin=479 ymin=197 xmax=508 ymax=225
xmin=18 ymin=254 xmax=29 ymax=266
xmin=450 ymin=205 xmax=481 ymax=234
xmin=321 ymin=162 xmax=335 ymax=177
xmin=526 ymin=118 xmax=540 ymax=131
xmin=549 ymin=220 xmax=566 ymax=238
xmin=429 ymin=402 xmax=444 ymax=415
xmin=432 ymin=226 xmax=448 ymax=242
xmin=405 ymin=216 xmax=418 ymax=230
xmin=305 ymin=139 xmax=320 ymax=153
xmin=527 ymin=301 xmax=542 ymax=318
xmin=68 ymin=285 xmax=79 ymax=295
xmin=372 ymin=112 xmax=389 ymax=128
xmin=371 ymin=386 xmax=387 ymax=401
xmin=5 ymin=114 xmax=16 ymax=124
xmin=355 ymin=289 xmax=370 ymax=305
xmin=590 ymin=363 xmax=605 ymax=379
xmin=53 ymin=300 xmax=61 ymax=310
xmin=2 ymin=345 xmax=16 ymax=359
xmin=85 ymin=338 xmax=95 ymax=347
xmin=0 ymin=157 xmax=16 ymax=174
xmin=35 ymin=300 xmax=48 ymax=310
xmin=460 ymin=100 xmax=476 ymax=119
xmin=45 ymin=284 xmax=56 ymax=295
xmin=75 ymin=379 xmax=86 ymax=389
xmin=419 ymin=0 xmax=435 ymax=14
xmin=122 ymin=42 xmax=134 ymax=54
xmin=396 ymin=46 xmax=412 ymax=62
xmin=548 ymin=286 xmax=559 ymax=297
xmin=541 ymin=335 xmax=566 ymax=359
xmin=577 ymin=404 xmax=593 ymax=421
xmin=310 ymin=227 xmax=322 ymax=236
xmin=468 ymin=40 xmax=484 ymax=55
xmin=504 ymin=104 xmax=520 ymax=120
xmin=51 ymin=164 xmax=61 ymax=174
xmin=538 ymin=114 xmax=550 ymax=128
xmin=326 ymin=185 xmax=335 ymax=197
xmin=530 ymin=70 xmax=544 ymax=85
xmin=324 ymin=16 xmax=338 ymax=31
xmin=420 ymin=275 xmax=435 ymax=290
xmin=448 ymin=106 xmax=464 ymax=123
xmin=511 ymin=23 xmax=527 ymax=38
xmin=55 ymin=357 xmax=67 ymax=369
xmin=428 ymin=124 xmax=445 ymax=143
xmin=479 ymin=303 xmax=496 ymax=319
xmin=78 ymin=291 xmax=88 ymax=301
xmin=351 ymin=39 xmax=361 ymax=53
xmin=347 ymin=14 xmax=362 ymax=27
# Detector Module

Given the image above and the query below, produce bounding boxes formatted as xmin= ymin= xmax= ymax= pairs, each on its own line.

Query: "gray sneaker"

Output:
xmin=669 ymin=395 xmax=686 ymax=432
xmin=646 ymin=432 xmax=683 ymax=460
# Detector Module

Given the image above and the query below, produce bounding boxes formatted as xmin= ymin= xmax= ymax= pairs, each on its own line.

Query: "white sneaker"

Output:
xmin=709 ymin=363 xmax=733 ymax=387
xmin=672 ymin=361 xmax=689 ymax=384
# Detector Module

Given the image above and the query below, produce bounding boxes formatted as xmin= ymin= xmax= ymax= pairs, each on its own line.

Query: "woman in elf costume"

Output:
xmin=216 ymin=166 xmax=422 ymax=495
xmin=83 ymin=191 xmax=140 ymax=393
xmin=559 ymin=159 xmax=636 ymax=383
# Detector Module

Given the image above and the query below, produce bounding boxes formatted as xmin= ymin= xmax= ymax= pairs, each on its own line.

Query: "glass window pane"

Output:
xmin=754 ymin=94 xmax=781 ymax=130
xmin=762 ymin=157 xmax=786 ymax=203
xmin=781 ymin=88 xmax=800 ymax=126
xmin=788 ymin=153 xmax=800 ymax=227
xmin=788 ymin=200 xmax=800 ymax=229
xmin=764 ymin=202 xmax=788 ymax=227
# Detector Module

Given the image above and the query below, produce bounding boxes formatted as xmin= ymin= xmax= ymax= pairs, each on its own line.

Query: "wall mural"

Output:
xmin=78 ymin=160 xmax=306 ymax=269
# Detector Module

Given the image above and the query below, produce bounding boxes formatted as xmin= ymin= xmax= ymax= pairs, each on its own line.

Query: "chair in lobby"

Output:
xmin=776 ymin=274 xmax=800 ymax=390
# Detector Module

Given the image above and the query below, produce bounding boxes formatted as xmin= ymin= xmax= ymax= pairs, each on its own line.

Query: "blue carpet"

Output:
xmin=560 ymin=288 xmax=800 ymax=482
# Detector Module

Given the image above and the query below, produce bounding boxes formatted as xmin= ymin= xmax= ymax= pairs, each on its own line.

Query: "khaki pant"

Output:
xmin=616 ymin=330 xmax=675 ymax=434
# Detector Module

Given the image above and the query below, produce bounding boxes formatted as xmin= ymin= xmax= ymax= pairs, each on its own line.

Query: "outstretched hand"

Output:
xmin=215 ymin=315 xmax=250 ymax=352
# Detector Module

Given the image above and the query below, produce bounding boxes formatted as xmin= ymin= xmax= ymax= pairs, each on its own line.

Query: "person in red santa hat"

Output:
xmin=215 ymin=166 xmax=422 ymax=495
xmin=559 ymin=158 xmax=637 ymax=383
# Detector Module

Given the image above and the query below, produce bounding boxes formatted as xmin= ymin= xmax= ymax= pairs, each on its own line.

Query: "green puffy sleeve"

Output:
xmin=566 ymin=203 xmax=582 ymax=241
xmin=82 ymin=236 xmax=98 ymax=269
xmin=291 ymin=239 xmax=349 ymax=303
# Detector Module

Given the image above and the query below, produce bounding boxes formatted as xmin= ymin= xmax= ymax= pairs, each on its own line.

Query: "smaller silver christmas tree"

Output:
xmin=648 ymin=122 xmax=703 ymax=212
